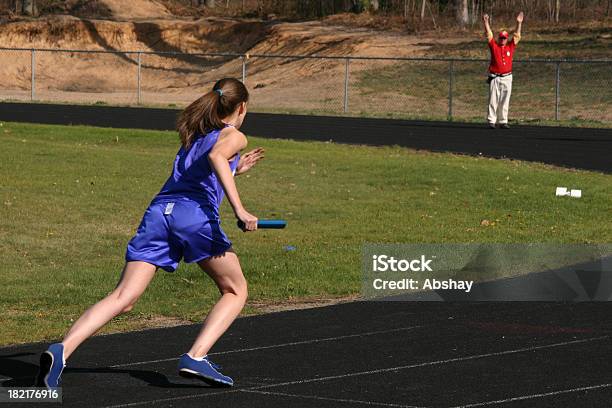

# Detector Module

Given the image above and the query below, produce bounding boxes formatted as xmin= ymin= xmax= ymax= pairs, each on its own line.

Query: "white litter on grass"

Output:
xmin=556 ymin=187 xmax=582 ymax=198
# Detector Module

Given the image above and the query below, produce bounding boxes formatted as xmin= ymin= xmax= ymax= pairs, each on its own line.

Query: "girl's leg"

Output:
xmin=62 ymin=261 xmax=157 ymax=360
xmin=188 ymin=250 xmax=248 ymax=358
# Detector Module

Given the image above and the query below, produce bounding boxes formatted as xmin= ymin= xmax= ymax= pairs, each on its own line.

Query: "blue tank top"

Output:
xmin=153 ymin=127 xmax=240 ymax=218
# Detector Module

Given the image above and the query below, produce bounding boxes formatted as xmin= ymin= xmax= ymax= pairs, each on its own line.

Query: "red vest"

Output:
xmin=488 ymin=38 xmax=516 ymax=75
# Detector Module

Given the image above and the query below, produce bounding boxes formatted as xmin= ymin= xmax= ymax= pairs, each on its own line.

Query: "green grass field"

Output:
xmin=1 ymin=121 xmax=610 ymax=346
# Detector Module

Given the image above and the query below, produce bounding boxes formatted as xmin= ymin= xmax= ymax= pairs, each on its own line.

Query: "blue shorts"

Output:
xmin=125 ymin=199 xmax=232 ymax=272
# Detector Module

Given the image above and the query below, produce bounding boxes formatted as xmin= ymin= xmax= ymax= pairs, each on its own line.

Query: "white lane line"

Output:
xmin=101 ymin=336 xmax=608 ymax=408
xmin=109 ymin=325 xmax=423 ymax=368
xmin=102 ymin=388 xmax=241 ymax=408
xmin=452 ymin=383 xmax=612 ymax=407
xmin=103 ymin=384 xmax=422 ymax=408
xmin=241 ymin=389 xmax=423 ymax=407
xmin=249 ymin=336 xmax=609 ymax=390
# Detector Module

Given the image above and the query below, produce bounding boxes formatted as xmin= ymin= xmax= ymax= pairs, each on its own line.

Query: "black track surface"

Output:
xmin=1 ymin=102 xmax=610 ymax=173
xmin=1 ymin=301 xmax=612 ymax=407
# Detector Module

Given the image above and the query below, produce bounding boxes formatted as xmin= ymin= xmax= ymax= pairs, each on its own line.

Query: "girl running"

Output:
xmin=37 ymin=78 xmax=264 ymax=388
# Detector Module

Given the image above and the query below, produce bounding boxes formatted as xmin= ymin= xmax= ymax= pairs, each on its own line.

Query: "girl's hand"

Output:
xmin=236 ymin=208 xmax=258 ymax=231
xmin=516 ymin=11 xmax=524 ymax=23
xmin=236 ymin=148 xmax=265 ymax=175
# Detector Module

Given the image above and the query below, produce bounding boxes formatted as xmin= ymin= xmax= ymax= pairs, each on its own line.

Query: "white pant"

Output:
xmin=487 ymin=74 xmax=513 ymax=124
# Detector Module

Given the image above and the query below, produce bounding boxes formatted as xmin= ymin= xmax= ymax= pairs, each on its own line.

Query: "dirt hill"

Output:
xmin=101 ymin=0 xmax=173 ymax=20
xmin=0 ymin=0 xmax=439 ymax=109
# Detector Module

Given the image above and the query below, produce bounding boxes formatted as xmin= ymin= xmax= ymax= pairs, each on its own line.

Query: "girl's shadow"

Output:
xmin=0 ymin=353 xmax=213 ymax=389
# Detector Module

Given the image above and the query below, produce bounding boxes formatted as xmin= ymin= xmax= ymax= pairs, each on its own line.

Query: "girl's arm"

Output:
xmin=236 ymin=147 xmax=265 ymax=176
xmin=208 ymin=128 xmax=258 ymax=231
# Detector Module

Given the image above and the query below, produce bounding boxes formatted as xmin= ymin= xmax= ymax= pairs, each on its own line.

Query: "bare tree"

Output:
xmin=420 ymin=0 xmax=426 ymax=21
xmin=546 ymin=0 xmax=560 ymax=22
xmin=21 ymin=0 xmax=36 ymax=15
xmin=427 ymin=0 xmax=437 ymax=28
xmin=456 ymin=0 xmax=469 ymax=25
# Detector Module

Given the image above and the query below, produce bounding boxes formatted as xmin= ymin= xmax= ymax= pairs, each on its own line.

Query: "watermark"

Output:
xmin=362 ymin=244 xmax=612 ymax=301
xmin=0 ymin=387 xmax=62 ymax=403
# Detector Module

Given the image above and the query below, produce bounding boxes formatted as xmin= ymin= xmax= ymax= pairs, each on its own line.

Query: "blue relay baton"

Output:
xmin=237 ymin=219 xmax=287 ymax=230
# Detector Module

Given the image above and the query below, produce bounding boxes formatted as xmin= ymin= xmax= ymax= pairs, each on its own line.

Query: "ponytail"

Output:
xmin=177 ymin=78 xmax=249 ymax=149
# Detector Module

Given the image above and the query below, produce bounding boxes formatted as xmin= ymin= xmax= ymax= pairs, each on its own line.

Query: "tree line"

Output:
xmin=3 ymin=0 xmax=610 ymax=26
xmin=7 ymin=0 xmax=37 ymax=15
xmin=193 ymin=0 xmax=609 ymax=24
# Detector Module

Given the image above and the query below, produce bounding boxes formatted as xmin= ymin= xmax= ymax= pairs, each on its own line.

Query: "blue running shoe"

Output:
xmin=178 ymin=353 xmax=233 ymax=387
xmin=37 ymin=343 xmax=65 ymax=388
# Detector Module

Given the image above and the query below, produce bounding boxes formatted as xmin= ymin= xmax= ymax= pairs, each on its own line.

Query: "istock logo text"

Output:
xmin=372 ymin=255 xmax=433 ymax=272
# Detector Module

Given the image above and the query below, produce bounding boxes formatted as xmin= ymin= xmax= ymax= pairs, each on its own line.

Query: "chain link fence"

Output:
xmin=0 ymin=47 xmax=610 ymax=125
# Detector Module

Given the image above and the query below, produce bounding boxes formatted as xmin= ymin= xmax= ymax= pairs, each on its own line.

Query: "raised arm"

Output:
xmin=513 ymin=11 xmax=524 ymax=44
xmin=208 ymin=128 xmax=258 ymax=231
xmin=483 ymin=14 xmax=493 ymax=41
